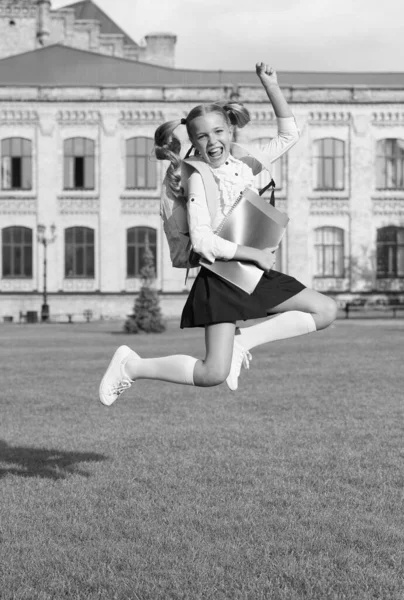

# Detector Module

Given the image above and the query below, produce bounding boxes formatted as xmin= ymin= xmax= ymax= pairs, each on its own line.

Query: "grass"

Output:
xmin=0 ymin=318 xmax=403 ymax=599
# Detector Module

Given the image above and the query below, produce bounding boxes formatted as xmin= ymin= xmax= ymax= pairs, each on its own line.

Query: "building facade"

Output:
xmin=0 ymin=0 xmax=403 ymax=322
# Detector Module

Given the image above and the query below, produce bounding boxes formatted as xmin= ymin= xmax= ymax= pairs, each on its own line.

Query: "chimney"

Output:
xmin=144 ymin=32 xmax=177 ymax=68
xmin=37 ymin=0 xmax=51 ymax=46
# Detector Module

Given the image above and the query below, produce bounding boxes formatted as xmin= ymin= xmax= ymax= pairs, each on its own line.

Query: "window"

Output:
xmin=127 ymin=227 xmax=157 ymax=277
xmin=376 ymin=139 xmax=404 ymax=190
xmin=126 ymin=137 xmax=156 ymax=189
xmin=64 ymin=138 xmax=95 ymax=190
xmin=2 ymin=226 xmax=32 ymax=277
xmin=65 ymin=227 xmax=94 ymax=278
xmin=1 ymin=138 xmax=32 ymax=190
xmin=315 ymin=227 xmax=344 ymax=277
xmin=253 ymin=138 xmax=285 ymax=192
xmin=313 ymin=138 xmax=345 ymax=190
xmin=377 ymin=226 xmax=404 ymax=278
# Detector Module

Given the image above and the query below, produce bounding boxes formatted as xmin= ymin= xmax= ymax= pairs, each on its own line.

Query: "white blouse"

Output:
xmin=187 ymin=116 xmax=299 ymax=264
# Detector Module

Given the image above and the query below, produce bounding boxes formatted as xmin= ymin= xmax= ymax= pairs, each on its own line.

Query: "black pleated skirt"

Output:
xmin=180 ymin=267 xmax=306 ymax=328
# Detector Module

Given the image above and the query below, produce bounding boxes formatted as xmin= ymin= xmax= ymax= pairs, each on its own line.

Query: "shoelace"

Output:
xmin=241 ymin=349 xmax=252 ymax=370
xmin=109 ymin=379 xmax=131 ymax=396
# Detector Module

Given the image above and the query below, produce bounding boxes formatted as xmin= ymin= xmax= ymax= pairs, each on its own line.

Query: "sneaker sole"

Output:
xmin=99 ymin=345 xmax=134 ymax=406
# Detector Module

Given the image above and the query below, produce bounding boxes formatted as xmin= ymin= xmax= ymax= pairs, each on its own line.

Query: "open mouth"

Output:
xmin=207 ymin=147 xmax=223 ymax=159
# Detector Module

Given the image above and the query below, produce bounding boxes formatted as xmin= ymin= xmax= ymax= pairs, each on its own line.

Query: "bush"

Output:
xmin=124 ymin=238 xmax=166 ymax=334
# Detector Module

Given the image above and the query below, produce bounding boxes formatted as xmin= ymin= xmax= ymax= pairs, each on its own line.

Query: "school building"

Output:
xmin=0 ymin=0 xmax=404 ymax=322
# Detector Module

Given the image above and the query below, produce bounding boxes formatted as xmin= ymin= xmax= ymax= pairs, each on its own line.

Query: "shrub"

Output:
xmin=124 ymin=238 xmax=166 ymax=334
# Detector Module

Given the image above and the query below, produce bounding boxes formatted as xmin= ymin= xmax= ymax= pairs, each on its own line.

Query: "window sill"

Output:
xmin=309 ymin=190 xmax=349 ymax=200
xmin=121 ymin=190 xmax=159 ymax=199
xmin=0 ymin=191 xmax=36 ymax=199
xmin=2 ymin=276 xmax=33 ymax=280
xmin=374 ymin=278 xmax=404 ymax=292
xmin=313 ymin=277 xmax=350 ymax=292
xmin=58 ymin=192 xmax=99 ymax=200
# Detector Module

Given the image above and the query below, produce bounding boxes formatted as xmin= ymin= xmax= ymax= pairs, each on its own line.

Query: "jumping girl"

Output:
xmin=99 ymin=62 xmax=337 ymax=405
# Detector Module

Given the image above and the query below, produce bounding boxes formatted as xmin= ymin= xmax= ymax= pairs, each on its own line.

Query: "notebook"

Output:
xmin=200 ymin=187 xmax=289 ymax=294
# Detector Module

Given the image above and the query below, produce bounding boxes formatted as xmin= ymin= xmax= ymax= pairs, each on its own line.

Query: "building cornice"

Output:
xmin=0 ymin=86 xmax=403 ymax=104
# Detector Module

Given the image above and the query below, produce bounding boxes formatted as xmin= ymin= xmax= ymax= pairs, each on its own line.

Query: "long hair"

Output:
xmin=154 ymin=102 xmax=251 ymax=197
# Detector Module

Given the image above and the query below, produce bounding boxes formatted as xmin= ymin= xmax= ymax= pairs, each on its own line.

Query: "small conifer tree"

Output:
xmin=124 ymin=235 xmax=166 ymax=333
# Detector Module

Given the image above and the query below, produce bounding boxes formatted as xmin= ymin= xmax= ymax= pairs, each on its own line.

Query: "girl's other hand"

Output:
xmin=256 ymin=247 xmax=277 ymax=272
xmin=255 ymin=62 xmax=278 ymax=87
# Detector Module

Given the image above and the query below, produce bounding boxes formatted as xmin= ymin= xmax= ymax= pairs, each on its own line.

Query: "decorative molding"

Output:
xmin=313 ymin=278 xmax=350 ymax=292
xmin=120 ymin=110 xmax=165 ymax=124
xmin=62 ymin=279 xmax=97 ymax=292
xmin=39 ymin=114 xmax=55 ymax=136
xmin=372 ymin=112 xmax=404 ymax=126
xmin=352 ymin=114 xmax=369 ymax=136
xmin=102 ymin=112 xmax=118 ymax=135
xmin=121 ymin=198 xmax=159 ymax=215
xmin=309 ymin=198 xmax=350 ymax=215
xmin=372 ymin=198 xmax=404 ymax=215
xmin=250 ymin=111 xmax=275 ymax=123
xmin=58 ymin=198 xmax=100 ymax=214
xmin=0 ymin=279 xmax=35 ymax=292
xmin=57 ymin=110 xmax=101 ymax=125
xmin=0 ymin=4 xmax=36 ymax=17
xmin=0 ymin=110 xmax=38 ymax=124
xmin=0 ymin=198 xmax=37 ymax=213
xmin=308 ymin=111 xmax=351 ymax=124
xmin=374 ymin=279 xmax=404 ymax=292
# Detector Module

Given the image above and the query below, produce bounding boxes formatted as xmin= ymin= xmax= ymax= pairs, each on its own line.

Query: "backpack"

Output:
xmin=160 ymin=144 xmax=275 ymax=269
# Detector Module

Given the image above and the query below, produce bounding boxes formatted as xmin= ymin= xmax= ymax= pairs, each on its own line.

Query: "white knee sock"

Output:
xmin=124 ymin=355 xmax=197 ymax=386
xmin=238 ymin=311 xmax=317 ymax=351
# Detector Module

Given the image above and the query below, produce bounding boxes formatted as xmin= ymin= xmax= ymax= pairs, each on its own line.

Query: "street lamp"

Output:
xmin=37 ymin=223 xmax=56 ymax=322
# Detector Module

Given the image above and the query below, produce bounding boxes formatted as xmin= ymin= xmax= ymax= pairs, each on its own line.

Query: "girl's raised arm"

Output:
xmin=255 ymin=62 xmax=292 ymax=118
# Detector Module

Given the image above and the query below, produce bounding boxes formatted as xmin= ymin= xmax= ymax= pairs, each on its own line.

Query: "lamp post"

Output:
xmin=37 ymin=223 xmax=56 ymax=322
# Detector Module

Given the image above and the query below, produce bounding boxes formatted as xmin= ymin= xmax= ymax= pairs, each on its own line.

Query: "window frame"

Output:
xmin=63 ymin=138 xmax=95 ymax=191
xmin=376 ymin=139 xmax=404 ymax=190
xmin=376 ymin=226 xmax=404 ymax=279
xmin=314 ymin=226 xmax=345 ymax=278
xmin=126 ymin=226 xmax=157 ymax=278
xmin=1 ymin=137 xmax=32 ymax=191
xmin=64 ymin=226 xmax=95 ymax=279
xmin=313 ymin=138 xmax=345 ymax=191
xmin=126 ymin=137 xmax=157 ymax=190
xmin=2 ymin=225 xmax=33 ymax=278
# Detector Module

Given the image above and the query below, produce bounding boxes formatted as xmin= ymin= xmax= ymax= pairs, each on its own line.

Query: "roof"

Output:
xmin=0 ymin=44 xmax=403 ymax=88
xmin=56 ymin=0 xmax=137 ymax=47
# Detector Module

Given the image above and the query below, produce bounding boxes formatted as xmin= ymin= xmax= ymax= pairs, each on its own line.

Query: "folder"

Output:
xmin=200 ymin=187 xmax=289 ymax=294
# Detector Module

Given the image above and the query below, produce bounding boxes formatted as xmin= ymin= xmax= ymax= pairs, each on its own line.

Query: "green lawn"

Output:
xmin=0 ymin=318 xmax=403 ymax=600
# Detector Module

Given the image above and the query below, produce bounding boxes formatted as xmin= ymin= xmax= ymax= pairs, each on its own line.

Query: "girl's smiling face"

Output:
xmin=188 ymin=112 xmax=233 ymax=168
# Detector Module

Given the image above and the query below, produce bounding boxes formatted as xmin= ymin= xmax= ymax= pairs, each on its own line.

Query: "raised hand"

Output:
xmin=255 ymin=62 xmax=278 ymax=87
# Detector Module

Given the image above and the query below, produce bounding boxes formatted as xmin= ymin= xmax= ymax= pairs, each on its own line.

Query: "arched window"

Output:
xmin=65 ymin=227 xmax=95 ymax=278
xmin=64 ymin=138 xmax=95 ymax=190
xmin=2 ymin=226 xmax=32 ymax=277
xmin=376 ymin=139 xmax=404 ymax=190
xmin=252 ymin=138 xmax=285 ymax=192
xmin=377 ymin=226 xmax=404 ymax=278
xmin=315 ymin=227 xmax=344 ymax=277
xmin=126 ymin=137 xmax=156 ymax=189
xmin=127 ymin=227 xmax=157 ymax=277
xmin=313 ymin=138 xmax=345 ymax=190
xmin=1 ymin=138 xmax=32 ymax=190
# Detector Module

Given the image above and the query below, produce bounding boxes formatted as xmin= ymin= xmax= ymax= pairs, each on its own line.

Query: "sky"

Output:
xmin=52 ymin=0 xmax=404 ymax=72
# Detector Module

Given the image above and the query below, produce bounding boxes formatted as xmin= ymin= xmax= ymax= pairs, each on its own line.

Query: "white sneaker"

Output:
xmin=99 ymin=345 xmax=140 ymax=406
xmin=226 ymin=339 xmax=252 ymax=391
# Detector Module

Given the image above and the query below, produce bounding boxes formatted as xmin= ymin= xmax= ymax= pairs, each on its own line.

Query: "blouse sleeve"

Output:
xmin=187 ymin=172 xmax=237 ymax=263
xmin=248 ymin=116 xmax=300 ymax=175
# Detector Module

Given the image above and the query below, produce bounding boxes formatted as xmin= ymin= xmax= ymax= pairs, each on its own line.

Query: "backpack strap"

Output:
xmin=231 ymin=142 xmax=273 ymax=174
xmin=182 ymin=157 xmax=218 ymax=219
